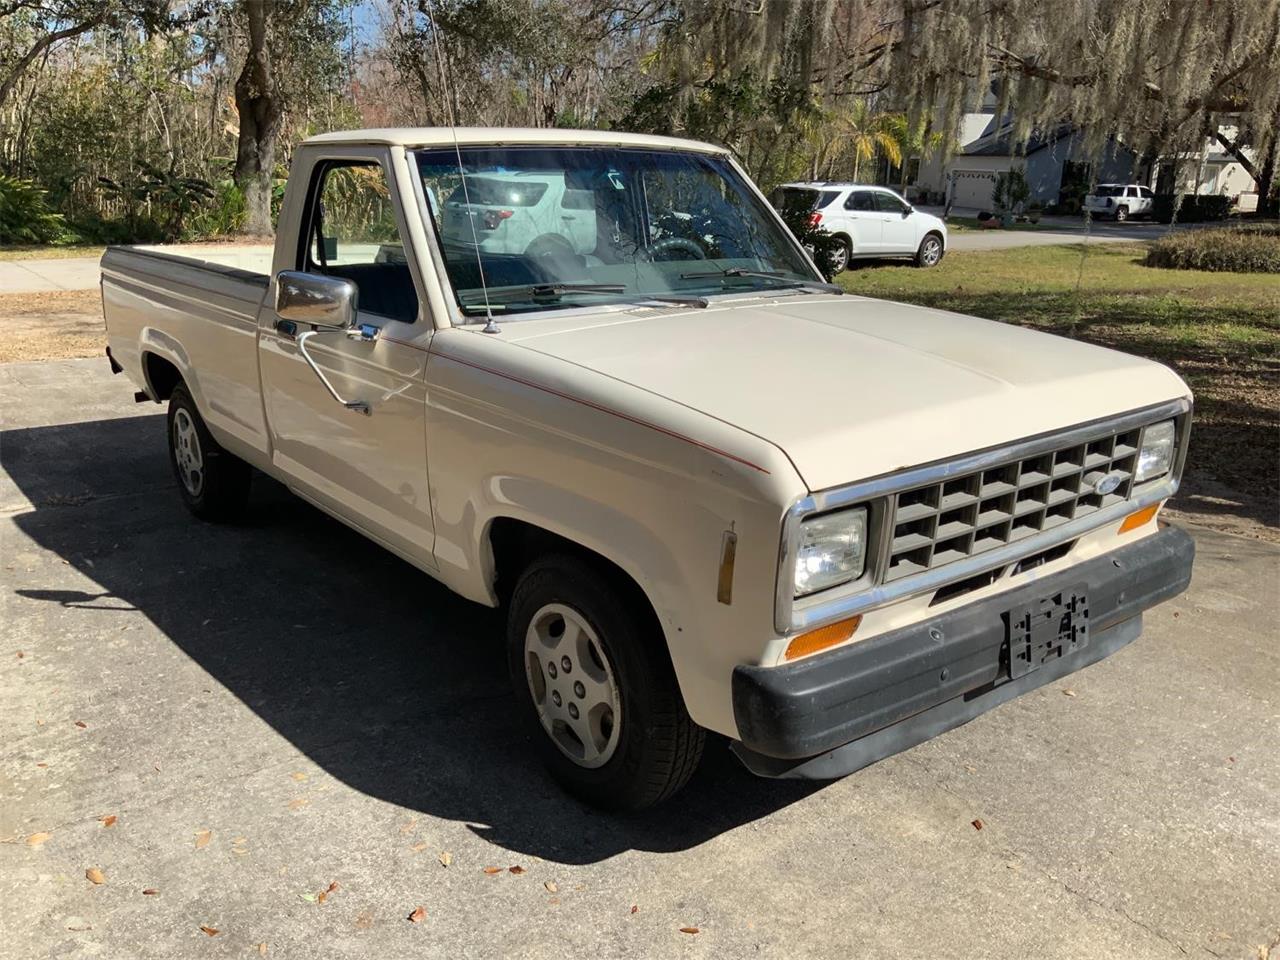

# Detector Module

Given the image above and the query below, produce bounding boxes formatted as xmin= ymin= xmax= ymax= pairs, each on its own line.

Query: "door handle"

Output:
xmin=296 ymin=329 xmax=375 ymax=416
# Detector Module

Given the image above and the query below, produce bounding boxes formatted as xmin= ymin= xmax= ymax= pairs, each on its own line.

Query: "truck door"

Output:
xmin=257 ymin=155 xmax=436 ymax=569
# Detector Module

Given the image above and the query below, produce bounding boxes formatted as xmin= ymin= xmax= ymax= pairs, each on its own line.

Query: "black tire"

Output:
xmin=1114 ymin=205 xmax=1128 ymax=222
xmin=166 ymin=383 xmax=251 ymax=522
xmin=507 ymin=553 xmax=704 ymax=811
xmin=915 ymin=231 xmax=944 ymax=268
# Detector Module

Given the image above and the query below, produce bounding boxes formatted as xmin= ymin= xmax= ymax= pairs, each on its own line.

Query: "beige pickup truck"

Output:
xmin=102 ymin=128 xmax=1195 ymax=810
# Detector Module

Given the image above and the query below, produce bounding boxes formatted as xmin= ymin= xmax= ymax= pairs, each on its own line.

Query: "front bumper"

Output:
xmin=731 ymin=525 xmax=1195 ymax=778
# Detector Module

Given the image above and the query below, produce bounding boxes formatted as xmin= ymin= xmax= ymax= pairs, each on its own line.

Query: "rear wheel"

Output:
xmin=915 ymin=232 xmax=944 ymax=268
xmin=1114 ymin=205 xmax=1129 ymax=222
xmin=507 ymin=554 xmax=704 ymax=810
xmin=829 ymin=236 xmax=851 ymax=274
xmin=167 ymin=384 xmax=251 ymax=522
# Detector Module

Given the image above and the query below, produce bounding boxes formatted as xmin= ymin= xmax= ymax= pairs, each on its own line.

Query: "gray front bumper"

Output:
xmin=731 ymin=525 xmax=1195 ymax=779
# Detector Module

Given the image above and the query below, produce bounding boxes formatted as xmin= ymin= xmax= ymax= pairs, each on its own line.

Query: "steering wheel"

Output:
xmin=646 ymin=237 xmax=707 ymax=262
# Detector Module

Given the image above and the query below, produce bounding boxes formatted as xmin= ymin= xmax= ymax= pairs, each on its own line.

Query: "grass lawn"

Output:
xmin=839 ymin=242 xmax=1280 ymax=514
xmin=0 ymin=244 xmax=106 ymax=261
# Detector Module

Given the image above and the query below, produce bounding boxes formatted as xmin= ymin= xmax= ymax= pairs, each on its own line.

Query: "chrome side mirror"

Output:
xmin=275 ymin=270 xmax=357 ymax=330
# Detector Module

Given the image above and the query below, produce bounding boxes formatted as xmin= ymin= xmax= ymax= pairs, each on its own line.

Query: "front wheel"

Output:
xmin=1114 ymin=206 xmax=1129 ymax=222
xmin=915 ymin=232 xmax=944 ymax=268
xmin=507 ymin=554 xmax=704 ymax=810
xmin=167 ymin=384 xmax=251 ymax=522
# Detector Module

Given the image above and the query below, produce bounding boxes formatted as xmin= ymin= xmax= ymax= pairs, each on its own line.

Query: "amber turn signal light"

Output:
xmin=784 ymin=616 xmax=862 ymax=662
xmin=1119 ymin=503 xmax=1161 ymax=534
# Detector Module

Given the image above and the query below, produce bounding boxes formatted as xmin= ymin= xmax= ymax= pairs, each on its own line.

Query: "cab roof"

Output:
xmin=303 ymin=127 xmax=727 ymax=155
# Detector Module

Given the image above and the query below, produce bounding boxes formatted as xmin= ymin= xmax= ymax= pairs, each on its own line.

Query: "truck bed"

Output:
xmin=101 ymin=245 xmax=275 ymax=463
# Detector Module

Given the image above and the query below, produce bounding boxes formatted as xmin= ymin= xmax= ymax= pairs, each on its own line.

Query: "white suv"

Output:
xmin=772 ymin=182 xmax=948 ymax=272
xmin=1083 ymin=184 xmax=1155 ymax=221
xmin=441 ymin=171 xmax=598 ymax=258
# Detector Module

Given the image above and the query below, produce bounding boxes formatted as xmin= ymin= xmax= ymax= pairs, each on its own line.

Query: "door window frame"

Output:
xmin=292 ymin=151 xmax=428 ymax=326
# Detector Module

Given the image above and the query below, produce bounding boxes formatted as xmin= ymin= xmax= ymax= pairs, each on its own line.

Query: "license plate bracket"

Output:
xmin=1003 ymin=589 xmax=1089 ymax=681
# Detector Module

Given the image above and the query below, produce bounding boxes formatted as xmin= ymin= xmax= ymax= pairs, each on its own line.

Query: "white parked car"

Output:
xmin=1084 ymin=184 xmax=1156 ymax=221
xmin=441 ymin=171 xmax=598 ymax=258
xmin=101 ymin=128 xmax=1193 ymax=810
xmin=772 ymin=182 xmax=947 ymax=272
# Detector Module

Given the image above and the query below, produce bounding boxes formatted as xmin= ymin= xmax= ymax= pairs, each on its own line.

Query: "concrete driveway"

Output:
xmin=3 ymin=358 xmax=1277 ymax=960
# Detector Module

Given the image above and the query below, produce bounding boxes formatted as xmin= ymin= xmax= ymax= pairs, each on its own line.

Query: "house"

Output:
xmin=914 ymin=113 xmax=1136 ymax=210
xmin=912 ymin=107 xmax=1259 ymax=212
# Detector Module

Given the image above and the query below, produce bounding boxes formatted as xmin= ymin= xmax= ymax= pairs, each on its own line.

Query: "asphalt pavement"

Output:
xmin=2 ymin=358 xmax=1278 ymax=959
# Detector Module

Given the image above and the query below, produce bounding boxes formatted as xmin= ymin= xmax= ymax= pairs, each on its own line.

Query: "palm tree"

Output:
xmin=885 ymin=115 xmax=947 ymax=193
xmin=838 ymin=100 xmax=902 ymax=182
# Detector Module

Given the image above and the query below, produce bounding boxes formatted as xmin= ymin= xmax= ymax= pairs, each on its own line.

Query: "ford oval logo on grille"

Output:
xmin=1091 ymin=471 xmax=1125 ymax=496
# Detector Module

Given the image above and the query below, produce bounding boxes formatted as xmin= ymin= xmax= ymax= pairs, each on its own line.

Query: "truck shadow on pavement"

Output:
xmin=3 ymin=413 xmax=823 ymax=865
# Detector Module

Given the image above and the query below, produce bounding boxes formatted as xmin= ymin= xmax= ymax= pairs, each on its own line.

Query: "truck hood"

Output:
xmin=503 ymin=294 xmax=1189 ymax=491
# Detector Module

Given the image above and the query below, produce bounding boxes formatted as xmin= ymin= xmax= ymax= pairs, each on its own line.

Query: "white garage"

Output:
xmin=949 ymin=169 xmax=1000 ymax=210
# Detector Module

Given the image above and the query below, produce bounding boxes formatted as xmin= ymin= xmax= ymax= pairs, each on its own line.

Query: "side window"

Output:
xmin=873 ymin=191 xmax=909 ymax=214
xmin=1140 ymin=187 xmax=1154 ymax=199
xmin=844 ymin=190 xmax=876 ymax=212
xmin=1126 ymin=186 xmax=1139 ymax=198
xmin=561 ymin=188 xmax=595 ymax=210
xmin=303 ymin=161 xmax=419 ymax=323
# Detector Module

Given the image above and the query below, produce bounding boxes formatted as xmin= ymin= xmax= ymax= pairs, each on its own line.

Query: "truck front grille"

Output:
xmin=884 ymin=425 xmax=1141 ymax=582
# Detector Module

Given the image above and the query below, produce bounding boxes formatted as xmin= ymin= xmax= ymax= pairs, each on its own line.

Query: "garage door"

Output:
xmin=950 ymin=170 xmax=999 ymax=210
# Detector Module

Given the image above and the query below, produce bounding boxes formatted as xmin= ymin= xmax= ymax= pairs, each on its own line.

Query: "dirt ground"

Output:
xmin=0 ymin=291 xmax=104 ymax=363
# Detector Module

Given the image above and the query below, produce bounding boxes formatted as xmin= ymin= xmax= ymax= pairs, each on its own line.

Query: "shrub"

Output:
xmin=1145 ymin=223 xmax=1280 ymax=273
xmin=1152 ymin=194 xmax=1231 ymax=224
xmin=775 ymin=197 xmax=843 ymax=280
xmin=0 ymin=175 xmax=71 ymax=244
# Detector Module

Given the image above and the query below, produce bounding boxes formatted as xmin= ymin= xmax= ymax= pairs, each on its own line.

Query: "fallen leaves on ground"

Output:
xmin=630 ymin=905 xmax=639 ymax=915
xmin=142 ymin=888 xmax=159 ymax=895
xmin=407 ymin=906 xmax=426 ymax=924
xmin=317 ymin=881 xmax=339 ymax=904
xmin=680 ymin=927 xmax=700 ymax=935
xmin=508 ymin=865 xmax=526 ymax=875
xmin=194 ymin=829 xmax=212 ymax=849
xmin=66 ymin=918 xmax=91 ymax=932
xmin=199 ymin=925 xmax=219 ymax=937
xmin=16 ymin=650 xmax=23 ymax=658
xmin=35 ymin=762 xmax=48 ymax=768
xmin=482 ymin=866 xmax=502 ymax=875
xmin=1063 ymin=689 xmax=1078 ymax=697
xmin=971 ymin=819 xmax=984 ymax=831
xmin=26 ymin=832 xmax=52 ymax=847
xmin=399 ymin=819 xmax=417 ymax=834
xmin=287 ymin=798 xmax=308 ymax=811
xmin=543 ymin=881 xmax=558 ymax=893
xmin=437 ymin=851 xmax=451 ymax=867
xmin=257 ymin=944 xmax=268 ymax=956
xmin=410 ymin=842 xmax=429 ymax=853
xmin=290 ymin=772 xmax=307 ymax=782
xmin=98 ymin=815 xmax=117 ymax=828
xmin=85 ymin=868 xmax=105 ymax=885
xmin=74 ymin=720 xmax=87 ymax=729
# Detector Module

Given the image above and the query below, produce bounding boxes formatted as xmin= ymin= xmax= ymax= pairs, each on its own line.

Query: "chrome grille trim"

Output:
xmin=775 ymin=397 xmax=1191 ymax=634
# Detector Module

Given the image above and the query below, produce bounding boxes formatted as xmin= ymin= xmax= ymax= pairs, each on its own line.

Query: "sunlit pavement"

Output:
xmin=3 ymin=358 xmax=1277 ymax=959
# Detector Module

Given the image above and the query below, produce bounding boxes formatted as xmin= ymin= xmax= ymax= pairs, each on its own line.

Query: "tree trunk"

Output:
xmin=233 ymin=0 xmax=283 ymax=237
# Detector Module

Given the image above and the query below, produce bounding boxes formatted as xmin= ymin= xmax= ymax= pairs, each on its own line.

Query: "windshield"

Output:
xmin=415 ymin=146 xmax=819 ymax=317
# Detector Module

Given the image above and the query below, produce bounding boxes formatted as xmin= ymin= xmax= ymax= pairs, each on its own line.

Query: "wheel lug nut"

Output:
xmin=573 ymin=681 xmax=585 ymax=698
xmin=551 ymin=690 xmax=562 ymax=707
xmin=567 ymin=702 xmax=579 ymax=720
xmin=561 ymin=656 xmax=572 ymax=674
xmin=547 ymin=662 xmax=557 ymax=679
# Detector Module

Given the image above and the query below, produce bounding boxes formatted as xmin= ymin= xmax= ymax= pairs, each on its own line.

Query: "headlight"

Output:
xmin=1135 ymin=419 xmax=1176 ymax=482
xmin=794 ymin=507 xmax=867 ymax=597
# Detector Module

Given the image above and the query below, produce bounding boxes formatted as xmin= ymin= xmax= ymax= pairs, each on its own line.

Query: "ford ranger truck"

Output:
xmin=101 ymin=128 xmax=1195 ymax=810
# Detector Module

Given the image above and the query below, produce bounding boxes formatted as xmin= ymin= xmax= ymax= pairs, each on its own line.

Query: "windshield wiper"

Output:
xmin=631 ymin=294 xmax=709 ymax=309
xmin=459 ymin=282 xmax=627 ymax=307
xmin=679 ymin=267 xmax=843 ymax=295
